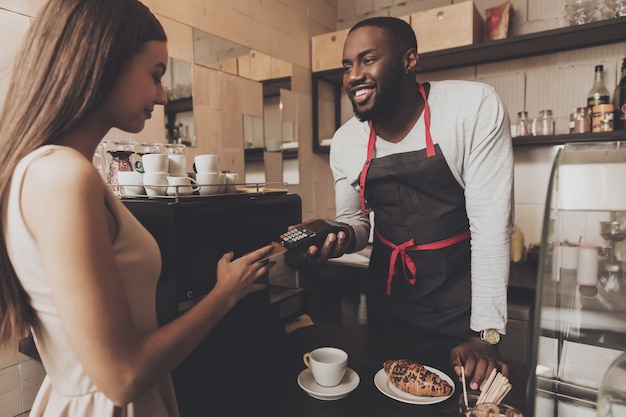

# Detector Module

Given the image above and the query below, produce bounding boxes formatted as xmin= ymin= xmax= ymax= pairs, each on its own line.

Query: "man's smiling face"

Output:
xmin=342 ymin=26 xmax=405 ymax=122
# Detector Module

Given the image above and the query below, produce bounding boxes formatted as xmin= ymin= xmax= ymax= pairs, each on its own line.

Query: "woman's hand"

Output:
xmin=450 ymin=337 xmax=509 ymax=390
xmin=214 ymin=245 xmax=276 ymax=308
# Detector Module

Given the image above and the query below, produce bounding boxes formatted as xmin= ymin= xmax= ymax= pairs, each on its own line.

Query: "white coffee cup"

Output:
xmin=224 ymin=172 xmax=239 ymax=193
xmin=194 ymin=154 xmax=220 ymax=173
xmin=168 ymin=154 xmax=187 ymax=174
xmin=142 ymin=153 xmax=169 ymax=173
xmin=143 ymin=172 xmax=168 ymax=196
xmin=302 ymin=347 xmax=348 ymax=387
xmin=166 ymin=175 xmax=199 ymax=196
xmin=217 ymin=172 xmax=227 ymax=194
xmin=196 ymin=172 xmax=220 ymax=195
xmin=117 ymin=171 xmax=145 ymax=196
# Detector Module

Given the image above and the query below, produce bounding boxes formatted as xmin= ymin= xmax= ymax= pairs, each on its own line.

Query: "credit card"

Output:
xmin=254 ymin=241 xmax=287 ymax=264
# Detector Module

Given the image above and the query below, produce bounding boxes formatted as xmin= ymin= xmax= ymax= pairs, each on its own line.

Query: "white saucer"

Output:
xmin=374 ymin=366 xmax=455 ymax=405
xmin=297 ymin=368 xmax=360 ymax=401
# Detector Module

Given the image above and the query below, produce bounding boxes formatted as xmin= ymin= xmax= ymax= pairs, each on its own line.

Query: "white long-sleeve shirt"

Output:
xmin=329 ymin=80 xmax=514 ymax=334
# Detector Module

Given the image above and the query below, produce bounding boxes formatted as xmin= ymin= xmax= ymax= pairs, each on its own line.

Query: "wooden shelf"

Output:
xmin=417 ymin=17 xmax=626 ymax=73
xmin=312 ymin=17 xmax=626 ymax=152
xmin=164 ymin=96 xmax=192 ymax=115
xmin=513 ymin=131 xmax=626 ymax=147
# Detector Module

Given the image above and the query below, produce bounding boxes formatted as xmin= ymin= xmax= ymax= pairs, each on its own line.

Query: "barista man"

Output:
xmin=303 ymin=16 xmax=514 ymax=390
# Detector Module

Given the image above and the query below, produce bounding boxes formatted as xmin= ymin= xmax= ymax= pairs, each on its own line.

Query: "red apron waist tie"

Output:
xmin=375 ymin=229 xmax=471 ymax=295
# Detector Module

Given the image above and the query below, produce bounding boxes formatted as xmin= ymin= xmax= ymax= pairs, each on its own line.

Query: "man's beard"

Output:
xmin=350 ymin=75 xmax=403 ymax=123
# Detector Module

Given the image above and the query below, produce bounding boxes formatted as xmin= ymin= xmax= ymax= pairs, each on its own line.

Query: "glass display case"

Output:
xmin=528 ymin=141 xmax=626 ymax=417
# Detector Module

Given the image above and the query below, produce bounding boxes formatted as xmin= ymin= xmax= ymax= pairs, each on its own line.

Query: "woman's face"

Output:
xmin=101 ymin=40 xmax=168 ymax=133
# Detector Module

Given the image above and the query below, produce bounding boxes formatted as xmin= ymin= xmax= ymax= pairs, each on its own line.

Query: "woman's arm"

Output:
xmin=21 ymin=151 xmax=274 ymax=406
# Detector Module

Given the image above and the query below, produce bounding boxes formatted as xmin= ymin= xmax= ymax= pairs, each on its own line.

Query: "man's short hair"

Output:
xmin=349 ymin=16 xmax=418 ymax=53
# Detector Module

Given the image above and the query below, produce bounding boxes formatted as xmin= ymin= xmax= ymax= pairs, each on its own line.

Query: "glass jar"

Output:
xmin=92 ymin=140 xmax=109 ymax=182
xmin=573 ymin=107 xmax=591 ymax=133
xmin=515 ymin=111 xmax=531 ymax=137
xmin=164 ymin=143 xmax=186 ymax=155
xmin=597 ymin=351 xmax=626 ymax=417
xmin=136 ymin=142 xmax=164 ymax=155
xmin=533 ymin=109 xmax=555 ymax=136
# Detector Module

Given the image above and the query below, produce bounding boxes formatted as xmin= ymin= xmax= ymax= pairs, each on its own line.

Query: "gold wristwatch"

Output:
xmin=478 ymin=329 xmax=501 ymax=345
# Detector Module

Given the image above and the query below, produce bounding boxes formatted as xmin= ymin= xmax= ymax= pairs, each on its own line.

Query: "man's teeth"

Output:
xmin=355 ymin=89 xmax=371 ymax=97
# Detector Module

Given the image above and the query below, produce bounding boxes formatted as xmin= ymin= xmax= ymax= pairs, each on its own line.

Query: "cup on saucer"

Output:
xmin=117 ymin=171 xmax=145 ymax=196
xmin=302 ymin=347 xmax=347 ymax=387
xmin=297 ymin=367 xmax=359 ymax=401
xmin=166 ymin=175 xmax=199 ymax=196
xmin=196 ymin=172 xmax=220 ymax=195
xmin=194 ymin=154 xmax=219 ymax=174
xmin=143 ymin=172 xmax=168 ymax=196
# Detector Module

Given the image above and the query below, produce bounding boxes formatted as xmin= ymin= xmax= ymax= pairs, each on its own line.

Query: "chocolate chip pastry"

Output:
xmin=383 ymin=359 xmax=453 ymax=397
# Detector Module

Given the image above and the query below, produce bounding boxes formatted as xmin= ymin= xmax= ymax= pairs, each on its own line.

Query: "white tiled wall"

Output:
xmin=0 ymin=347 xmax=45 ymax=417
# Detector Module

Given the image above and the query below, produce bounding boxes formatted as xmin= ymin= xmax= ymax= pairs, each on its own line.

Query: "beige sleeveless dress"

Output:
xmin=4 ymin=145 xmax=179 ymax=417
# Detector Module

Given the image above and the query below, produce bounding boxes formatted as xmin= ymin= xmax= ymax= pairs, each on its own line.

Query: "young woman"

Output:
xmin=0 ymin=1 xmax=274 ymax=415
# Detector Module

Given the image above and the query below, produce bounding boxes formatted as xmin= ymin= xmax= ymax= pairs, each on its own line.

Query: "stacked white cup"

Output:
xmin=224 ymin=172 xmax=239 ymax=194
xmin=117 ymin=171 xmax=145 ymax=196
xmin=166 ymin=154 xmax=198 ymax=196
xmin=194 ymin=154 xmax=221 ymax=195
xmin=142 ymin=153 xmax=169 ymax=196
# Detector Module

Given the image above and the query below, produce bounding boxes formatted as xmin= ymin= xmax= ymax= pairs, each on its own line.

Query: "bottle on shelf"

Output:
xmin=587 ymin=64 xmax=611 ymax=108
xmin=515 ymin=111 xmax=531 ymax=137
xmin=615 ymin=58 xmax=626 ymax=131
xmin=573 ymin=107 xmax=591 ymax=133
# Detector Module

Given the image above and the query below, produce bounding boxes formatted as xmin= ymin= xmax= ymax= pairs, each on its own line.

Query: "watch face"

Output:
xmin=482 ymin=329 xmax=500 ymax=345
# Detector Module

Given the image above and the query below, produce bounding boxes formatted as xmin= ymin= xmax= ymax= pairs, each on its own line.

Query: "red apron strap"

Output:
xmin=359 ymin=122 xmax=377 ymax=217
xmin=360 ymin=83 xmax=434 ymax=217
xmin=417 ymin=83 xmax=435 ymax=157
xmin=376 ymin=228 xmax=471 ymax=295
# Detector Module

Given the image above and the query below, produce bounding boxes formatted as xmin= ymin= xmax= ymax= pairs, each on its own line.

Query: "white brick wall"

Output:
xmin=0 ymin=348 xmax=45 ymax=417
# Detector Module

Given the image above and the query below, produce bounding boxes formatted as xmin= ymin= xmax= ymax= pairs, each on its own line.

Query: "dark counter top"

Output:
xmin=177 ymin=322 xmax=530 ymax=417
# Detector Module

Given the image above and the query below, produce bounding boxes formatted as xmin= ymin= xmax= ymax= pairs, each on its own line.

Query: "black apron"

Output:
xmin=359 ymin=83 xmax=471 ymax=338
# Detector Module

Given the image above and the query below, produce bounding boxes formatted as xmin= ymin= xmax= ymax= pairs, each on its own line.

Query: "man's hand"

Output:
xmin=287 ymin=219 xmax=353 ymax=262
xmin=450 ymin=337 xmax=508 ymax=390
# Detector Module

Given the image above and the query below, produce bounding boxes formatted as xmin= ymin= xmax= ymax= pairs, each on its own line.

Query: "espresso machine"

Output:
xmin=122 ymin=192 xmax=302 ymax=417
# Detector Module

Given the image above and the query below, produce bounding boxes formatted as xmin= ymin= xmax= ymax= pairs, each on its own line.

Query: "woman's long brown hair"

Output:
xmin=0 ymin=0 xmax=166 ymax=352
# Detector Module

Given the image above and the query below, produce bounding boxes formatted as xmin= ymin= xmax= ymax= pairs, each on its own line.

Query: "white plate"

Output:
xmin=297 ymin=368 xmax=360 ymax=401
xmin=374 ymin=366 xmax=455 ymax=405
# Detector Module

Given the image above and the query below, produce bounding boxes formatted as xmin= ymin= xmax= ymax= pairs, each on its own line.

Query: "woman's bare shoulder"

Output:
xmin=27 ymin=147 xmax=99 ymax=184
xmin=22 ymin=147 xmax=105 ymax=205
